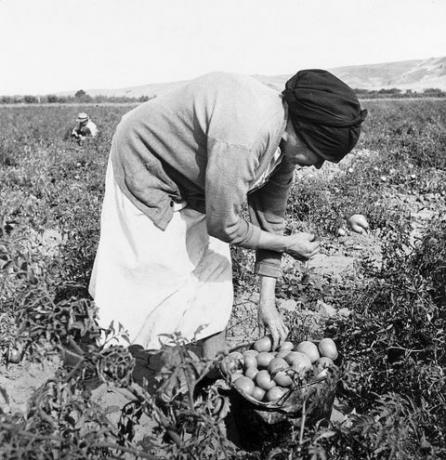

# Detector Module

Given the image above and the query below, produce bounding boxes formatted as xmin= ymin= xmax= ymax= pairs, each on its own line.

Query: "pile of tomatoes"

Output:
xmin=224 ymin=336 xmax=338 ymax=404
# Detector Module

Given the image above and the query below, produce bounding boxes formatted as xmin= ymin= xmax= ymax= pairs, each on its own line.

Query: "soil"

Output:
xmin=0 ymin=355 xmax=60 ymax=415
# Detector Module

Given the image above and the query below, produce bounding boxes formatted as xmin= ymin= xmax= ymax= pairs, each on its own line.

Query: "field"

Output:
xmin=0 ymin=99 xmax=445 ymax=459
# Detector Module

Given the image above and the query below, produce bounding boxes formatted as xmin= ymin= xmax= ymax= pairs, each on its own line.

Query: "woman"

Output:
xmin=89 ymin=69 xmax=367 ymax=358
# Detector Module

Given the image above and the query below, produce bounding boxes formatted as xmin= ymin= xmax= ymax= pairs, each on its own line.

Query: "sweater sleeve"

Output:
xmin=248 ymin=156 xmax=295 ymax=278
xmin=205 ymin=137 xmax=262 ymax=248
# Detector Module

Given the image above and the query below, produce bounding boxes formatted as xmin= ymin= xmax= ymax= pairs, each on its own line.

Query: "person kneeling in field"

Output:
xmin=71 ymin=112 xmax=98 ymax=145
xmin=89 ymin=70 xmax=367 ymax=361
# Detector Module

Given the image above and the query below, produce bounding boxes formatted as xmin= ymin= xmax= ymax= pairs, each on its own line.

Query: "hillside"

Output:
xmin=332 ymin=56 xmax=446 ymax=91
xmin=74 ymin=56 xmax=446 ymax=98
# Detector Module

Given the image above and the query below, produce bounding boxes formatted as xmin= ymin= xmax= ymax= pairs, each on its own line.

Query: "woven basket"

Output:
xmin=219 ymin=342 xmax=340 ymax=425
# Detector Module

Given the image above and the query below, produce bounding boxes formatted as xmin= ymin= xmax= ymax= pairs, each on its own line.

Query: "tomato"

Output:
xmin=233 ymin=376 xmax=255 ymax=395
xmin=231 ymin=369 xmax=244 ymax=379
xmin=276 ymin=350 xmax=290 ymax=359
xmin=243 ymin=349 xmax=259 ymax=359
xmin=313 ymin=356 xmax=334 ymax=378
xmin=265 ymin=386 xmax=288 ymax=403
xmin=318 ymin=338 xmax=338 ymax=360
xmin=253 ymin=336 xmax=273 ymax=353
xmin=256 ymin=352 xmax=275 ymax=368
xmin=274 ymin=371 xmax=293 ymax=387
xmin=267 ymin=357 xmax=289 ymax=375
xmin=347 ymin=214 xmax=369 ymax=234
xmin=224 ymin=351 xmax=243 ymax=373
xmin=295 ymin=341 xmax=320 ymax=363
xmin=243 ymin=355 xmax=258 ymax=369
xmin=228 ymin=351 xmax=244 ymax=361
xmin=278 ymin=341 xmax=294 ymax=353
xmin=285 ymin=351 xmax=308 ymax=365
xmin=222 ymin=356 xmax=241 ymax=375
xmin=7 ymin=347 xmax=23 ymax=364
xmin=244 ymin=366 xmax=259 ymax=380
xmin=251 ymin=386 xmax=266 ymax=401
xmin=285 ymin=352 xmax=312 ymax=376
xmin=255 ymin=369 xmax=276 ymax=391
xmin=315 ymin=356 xmax=334 ymax=368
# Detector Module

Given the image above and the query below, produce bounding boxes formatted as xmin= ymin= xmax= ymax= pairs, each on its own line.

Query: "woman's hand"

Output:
xmin=258 ymin=301 xmax=289 ymax=350
xmin=285 ymin=232 xmax=320 ymax=261
xmin=258 ymin=276 xmax=289 ymax=350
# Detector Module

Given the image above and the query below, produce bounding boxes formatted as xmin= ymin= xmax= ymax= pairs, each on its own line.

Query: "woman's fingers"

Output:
xmin=286 ymin=233 xmax=320 ymax=253
xmin=270 ymin=328 xmax=279 ymax=351
xmin=258 ymin=294 xmax=289 ymax=350
xmin=282 ymin=323 xmax=290 ymax=340
xmin=265 ymin=317 xmax=289 ymax=350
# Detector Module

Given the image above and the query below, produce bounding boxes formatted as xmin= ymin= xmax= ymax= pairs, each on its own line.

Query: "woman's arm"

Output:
xmin=204 ymin=140 xmax=319 ymax=261
xmin=248 ymin=156 xmax=319 ymax=277
xmin=258 ymin=275 xmax=289 ymax=349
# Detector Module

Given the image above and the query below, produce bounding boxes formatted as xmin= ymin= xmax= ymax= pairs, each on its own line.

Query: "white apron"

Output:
xmin=89 ymin=160 xmax=233 ymax=350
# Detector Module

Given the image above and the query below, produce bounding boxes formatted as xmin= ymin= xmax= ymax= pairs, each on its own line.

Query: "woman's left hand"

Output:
xmin=258 ymin=300 xmax=289 ymax=350
xmin=258 ymin=276 xmax=288 ymax=349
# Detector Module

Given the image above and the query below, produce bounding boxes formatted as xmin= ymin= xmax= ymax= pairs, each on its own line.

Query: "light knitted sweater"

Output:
xmin=111 ymin=72 xmax=294 ymax=277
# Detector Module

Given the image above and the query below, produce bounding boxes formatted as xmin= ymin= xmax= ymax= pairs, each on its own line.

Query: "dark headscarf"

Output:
xmin=282 ymin=69 xmax=367 ymax=162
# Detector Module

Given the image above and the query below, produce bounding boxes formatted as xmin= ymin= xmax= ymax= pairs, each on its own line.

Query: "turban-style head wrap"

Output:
xmin=282 ymin=69 xmax=368 ymax=163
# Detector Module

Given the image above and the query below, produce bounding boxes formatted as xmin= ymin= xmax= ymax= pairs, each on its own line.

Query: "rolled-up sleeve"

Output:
xmin=205 ymin=137 xmax=262 ymax=248
xmin=248 ymin=157 xmax=295 ymax=278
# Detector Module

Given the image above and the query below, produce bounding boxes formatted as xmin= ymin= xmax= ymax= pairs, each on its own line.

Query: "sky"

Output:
xmin=0 ymin=0 xmax=445 ymax=95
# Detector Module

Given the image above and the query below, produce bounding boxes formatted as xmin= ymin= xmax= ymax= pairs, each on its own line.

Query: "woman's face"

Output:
xmin=281 ymin=118 xmax=325 ymax=169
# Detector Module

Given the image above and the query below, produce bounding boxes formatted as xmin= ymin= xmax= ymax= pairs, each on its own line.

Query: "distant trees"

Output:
xmin=1 ymin=86 xmax=437 ymax=103
xmin=423 ymin=88 xmax=445 ymax=96
xmin=0 ymin=91 xmax=159 ymax=104
xmin=378 ymin=88 xmax=402 ymax=95
xmin=46 ymin=94 xmax=59 ymax=103
xmin=353 ymin=87 xmax=446 ymax=99
xmin=24 ymin=95 xmax=39 ymax=103
xmin=74 ymin=89 xmax=87 ymax=98
xmin=74 ymin=89 xmax=92 ymax=103
xmin=1 ymin=88 xmax=445 ymax=103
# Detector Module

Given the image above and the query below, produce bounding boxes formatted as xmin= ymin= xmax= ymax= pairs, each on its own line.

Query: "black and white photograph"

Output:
xmin=0 ymin=0 xmax=445 ymax=458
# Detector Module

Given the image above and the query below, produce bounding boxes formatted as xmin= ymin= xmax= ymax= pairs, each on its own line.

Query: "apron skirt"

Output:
xmin=89 ymin=159 xmax=233 ymax=350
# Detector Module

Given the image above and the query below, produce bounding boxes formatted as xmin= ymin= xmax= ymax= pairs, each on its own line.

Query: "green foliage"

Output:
xmin=0 ymin=100 xmax=445 ymax=458
xmin=414 ymin=217 xmax=446 ymax=306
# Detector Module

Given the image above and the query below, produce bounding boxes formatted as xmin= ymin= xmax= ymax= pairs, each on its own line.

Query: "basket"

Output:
xmin=219 ymin=342 xmax=340 ymax=426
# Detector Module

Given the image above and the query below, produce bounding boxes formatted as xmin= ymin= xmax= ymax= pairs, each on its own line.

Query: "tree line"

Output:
xmin=354 ymin=87 xmax=446 ymax=98
xmin=0 ymin=89 xmax=154 ymax=104
xmin=1 ymin=87 xmax=445 ymax=104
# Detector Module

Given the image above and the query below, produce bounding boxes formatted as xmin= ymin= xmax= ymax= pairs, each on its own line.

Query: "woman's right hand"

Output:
xmin=285 ymin=232 xmax=320 ymax=261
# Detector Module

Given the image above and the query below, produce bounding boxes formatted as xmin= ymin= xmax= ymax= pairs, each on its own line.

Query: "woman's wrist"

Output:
xmin=259 ymin=275 xmax=276 ymax=305
xmin=256 ymin=231 xmax=289 ymax=253
xmin=281 ymin=234 xmax=290 ymax=254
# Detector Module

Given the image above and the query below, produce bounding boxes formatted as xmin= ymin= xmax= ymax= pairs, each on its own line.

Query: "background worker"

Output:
xmin=71 ymin=112 xmax=98 ymax=145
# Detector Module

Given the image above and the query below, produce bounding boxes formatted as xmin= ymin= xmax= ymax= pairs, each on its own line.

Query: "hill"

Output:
xmin=331 ymin=56 xmax=446 ymax=91
xmin=70 ymin=56 xmax=446 ymax=98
